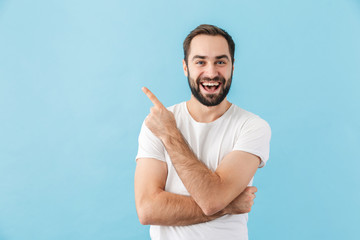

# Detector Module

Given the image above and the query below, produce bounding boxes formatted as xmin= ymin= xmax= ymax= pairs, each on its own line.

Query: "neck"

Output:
xmin=186 ymin=95 xmax=232 ymax=123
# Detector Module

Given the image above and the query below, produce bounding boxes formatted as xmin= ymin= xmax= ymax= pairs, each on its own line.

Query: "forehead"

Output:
xmin=189 ymin=35 xmax=230 ymax=59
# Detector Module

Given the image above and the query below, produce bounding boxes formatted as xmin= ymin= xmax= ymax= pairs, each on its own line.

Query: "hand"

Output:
xmin=142 ymin=87 xmax=178 ymax=140
xmin=224 ymin=186 xmax=257 ymax=214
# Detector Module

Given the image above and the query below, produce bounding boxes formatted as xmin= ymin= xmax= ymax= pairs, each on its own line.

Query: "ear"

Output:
xmin=232 ymin=59 xmax=235 ymax=71
xmin=182 ymin=59 xmax=188 ymax=77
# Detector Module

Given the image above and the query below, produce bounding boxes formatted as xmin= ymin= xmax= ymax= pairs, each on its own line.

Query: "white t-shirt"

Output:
xmin=136 ymin=102 xmax=271 ymax=240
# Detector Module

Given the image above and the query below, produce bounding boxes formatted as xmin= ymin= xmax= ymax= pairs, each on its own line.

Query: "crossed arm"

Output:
xmin=135 ymin=158 xmax=224 ymax=226
xmin=135 ymin=87 xmax=260 ymax=225
xmin=135 ymin=157 xmax=258 ymax=226
xmin=161 ymin=132 xmax=260 ymax=216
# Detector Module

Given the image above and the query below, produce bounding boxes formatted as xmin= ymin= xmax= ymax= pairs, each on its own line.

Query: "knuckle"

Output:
xmin=150 ymin=107 xmax=158 ymax=114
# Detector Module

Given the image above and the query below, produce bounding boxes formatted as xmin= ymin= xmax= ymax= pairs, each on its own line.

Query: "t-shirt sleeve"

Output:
xmin=135 ymin=121 xmax=166 ymax=162
xmin=233 ymin=117 xmax=271 ymax=168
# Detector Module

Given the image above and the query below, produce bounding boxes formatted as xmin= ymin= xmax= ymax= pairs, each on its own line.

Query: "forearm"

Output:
xmin=161 ymin=129 xmax=227 ymax=215
xmin=140 ymin=190 xmax=226 ymax=226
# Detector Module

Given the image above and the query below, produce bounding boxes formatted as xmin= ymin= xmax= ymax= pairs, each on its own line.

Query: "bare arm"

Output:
xmin=135 ymin=158 xmax=225 ymax=225
xmin=135 ymin=158 xmax=256 ymax=226
xmin=162 ymin=130 xmax=259 ymax=216
xmin=142 ymin=87 xmax=260 ymax=216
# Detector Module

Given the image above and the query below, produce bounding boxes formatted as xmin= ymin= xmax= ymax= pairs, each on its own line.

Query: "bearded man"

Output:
xmin=135 ymin=24 xmax=271 ymax=240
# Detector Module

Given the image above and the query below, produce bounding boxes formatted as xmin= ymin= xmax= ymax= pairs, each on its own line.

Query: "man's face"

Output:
xmin=183 ymin=35 xmax=234 ymax=107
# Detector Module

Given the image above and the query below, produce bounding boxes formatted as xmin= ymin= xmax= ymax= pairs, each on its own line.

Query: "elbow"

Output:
xmin=202 ymin=208 xmax=218 ymax=217
xmin=200 ymin=200 xmax=226 ymax=216
xmin=196 ymin=188 xmax=228 ymax=216
xmin=202 ymin=206 xmax=223 ymax=216
xmin=136 ymin=189 xmax=164 ymax=225
xmin=136 ymin=200 xmax=154 ymax=225
xmin=137 ymin=205 xmax=151 ymax=225
xmin=138 ymin=214 xmax=150 ymax=226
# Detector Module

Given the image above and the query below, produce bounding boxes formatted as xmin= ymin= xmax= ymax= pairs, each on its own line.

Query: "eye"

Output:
xmin=216 ymin=60 xmax=226 ymax=65
xmin=196 ymin=61 xmax=205 ymax=65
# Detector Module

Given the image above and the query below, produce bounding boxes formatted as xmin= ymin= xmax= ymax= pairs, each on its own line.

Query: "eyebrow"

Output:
xmin=192 ymin=55 xmax=206 ymax=60
xmin=192 ymin=55 xmax=230 ymax=61
xmin=215 ymin=55 xmax=229 ymax=60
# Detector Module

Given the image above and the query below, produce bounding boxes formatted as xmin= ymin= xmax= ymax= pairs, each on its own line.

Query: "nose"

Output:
xmin=204 ymin=64 xmax=218 ymax=79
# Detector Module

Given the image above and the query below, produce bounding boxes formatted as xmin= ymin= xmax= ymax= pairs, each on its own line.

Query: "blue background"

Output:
xmin=1 ymin=0 xmax=359 ymax=239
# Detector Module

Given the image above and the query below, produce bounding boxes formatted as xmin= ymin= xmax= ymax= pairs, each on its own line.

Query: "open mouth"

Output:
xmin=200 ymin=81 xmax=222 ymax=94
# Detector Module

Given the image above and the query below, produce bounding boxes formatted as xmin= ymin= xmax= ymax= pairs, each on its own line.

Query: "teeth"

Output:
xmin=202 ymin=82 xmax=220 ymax=86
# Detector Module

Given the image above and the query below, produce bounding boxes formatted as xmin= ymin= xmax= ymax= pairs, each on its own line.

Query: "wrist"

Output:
xmin=161 ymin=127 xmax=182 ymax=145
xmin=222 ymin=206 xmax=231 ymax=215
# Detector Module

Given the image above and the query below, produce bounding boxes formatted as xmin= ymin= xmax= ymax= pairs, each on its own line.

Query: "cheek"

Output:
xmin=188 ymin=71 xmax=201 ymax=81
xmin=221 ymin=68 xmax=232 ymax=77
xmin=189 ymin=70 xmax=198 ymax=77
xmin=228 ymin=67 xmax=234 ymax=77
xmin=220 ymin=64 xmax=232 ymax=73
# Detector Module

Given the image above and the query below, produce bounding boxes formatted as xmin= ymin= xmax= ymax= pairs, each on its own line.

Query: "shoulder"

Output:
xmin=230 ymin=104 xmax=271 ymax=133
xmin=166 ymin=102 xmax=184 ymax=112
xmin=166 ymin=102 xmax=187 ymax=120
xmin=230 ymin=105 xmax=272 ymax=166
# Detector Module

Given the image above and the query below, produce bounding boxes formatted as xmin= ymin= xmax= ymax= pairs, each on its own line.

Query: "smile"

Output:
xmin=200 ymin=81 xmax=222 ymax=94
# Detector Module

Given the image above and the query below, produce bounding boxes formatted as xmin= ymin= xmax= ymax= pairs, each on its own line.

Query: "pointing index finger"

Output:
xmin=142 ymin=87 xmax=165 ymax=108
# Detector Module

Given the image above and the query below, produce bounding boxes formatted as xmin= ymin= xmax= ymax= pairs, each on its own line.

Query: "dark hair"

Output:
xmin=183 ymin=24 xmax=235 ymax=64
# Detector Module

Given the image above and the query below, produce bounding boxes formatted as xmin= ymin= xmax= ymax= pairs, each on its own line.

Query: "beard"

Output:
xmin=187 ymin=70 xmax=232 ymax=107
